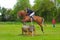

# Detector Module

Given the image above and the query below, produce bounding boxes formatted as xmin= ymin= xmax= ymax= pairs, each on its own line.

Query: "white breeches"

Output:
xmin=29 ymin=12 xmax=35 ymax=17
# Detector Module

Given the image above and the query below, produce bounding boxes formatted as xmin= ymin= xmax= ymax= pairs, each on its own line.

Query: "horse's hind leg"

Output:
xmin=39 ymin=24 xmax=44 ymax=33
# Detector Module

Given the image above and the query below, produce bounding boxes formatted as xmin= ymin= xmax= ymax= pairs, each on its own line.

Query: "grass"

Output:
xmin=0 ymin=22 xmax=60 ymax=40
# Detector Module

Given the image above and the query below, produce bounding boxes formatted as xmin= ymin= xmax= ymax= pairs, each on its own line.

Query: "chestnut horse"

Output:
xmin=17 ymin=10 xmax=44 ymax=33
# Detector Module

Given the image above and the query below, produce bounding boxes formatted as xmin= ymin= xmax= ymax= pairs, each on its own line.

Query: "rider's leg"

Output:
xmin=29 ymin=12 xmax=35 ymax=20
xmin=29 ymin=12 xmax=35 ymax=17
xmin=30 ymin=16 xmax=34 ymax=21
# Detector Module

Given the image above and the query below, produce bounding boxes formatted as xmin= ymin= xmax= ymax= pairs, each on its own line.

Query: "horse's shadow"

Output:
xmin=18 ymin=34 xmax=27 ymax=36
xmin=17 ymin=34 xmax=43 ymax=36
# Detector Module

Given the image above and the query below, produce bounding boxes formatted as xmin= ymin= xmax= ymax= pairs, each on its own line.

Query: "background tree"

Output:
xmin=0 ymin=0 xmax=60 ymax=22
xmin=1 ymin=7 xmax=7 ymax=21
xmin=55 ymin=0 xmax=60 ymax=22
xmin=0 ymin=7 xmax=2 ymax=21
xmin=33 ymin=0 xmax=56 ymax=21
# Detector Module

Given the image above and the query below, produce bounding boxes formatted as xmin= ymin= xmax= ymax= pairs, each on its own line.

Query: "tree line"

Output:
xmin=0 ymin=0 xmax=60 ymax=22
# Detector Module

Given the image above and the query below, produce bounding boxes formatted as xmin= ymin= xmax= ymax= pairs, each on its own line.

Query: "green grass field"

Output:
xmin=0 ymin=22 xmax=60 ymax=40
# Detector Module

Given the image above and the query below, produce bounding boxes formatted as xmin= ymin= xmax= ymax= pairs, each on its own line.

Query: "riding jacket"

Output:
xmin=26 ymin=8 xmax=34 ymax=16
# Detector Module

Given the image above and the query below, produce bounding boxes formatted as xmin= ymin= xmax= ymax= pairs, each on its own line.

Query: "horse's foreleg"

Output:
xmin=22 ymin=20 xmax=26 ymax=25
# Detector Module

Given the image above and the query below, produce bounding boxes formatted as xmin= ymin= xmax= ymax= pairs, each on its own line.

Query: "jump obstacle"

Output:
xmin=22 ymin=18 xmax=35 ymax=36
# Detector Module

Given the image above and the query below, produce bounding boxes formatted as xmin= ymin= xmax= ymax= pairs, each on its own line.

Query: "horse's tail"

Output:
xmin=42 ymin=18 xmax=44 ymax=25
xmin=42 ymin=18 xmax=47 ymax=27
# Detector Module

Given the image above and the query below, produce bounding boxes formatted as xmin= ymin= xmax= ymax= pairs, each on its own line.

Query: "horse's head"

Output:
xmin=18 ymin=10 xmax=27 ymax=17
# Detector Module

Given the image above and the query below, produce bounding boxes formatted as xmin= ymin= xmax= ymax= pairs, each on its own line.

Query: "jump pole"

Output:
xmin=31 ymin=18 xmax=34 ymax=36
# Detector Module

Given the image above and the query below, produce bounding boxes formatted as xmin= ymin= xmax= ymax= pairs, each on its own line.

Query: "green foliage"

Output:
xmin=0 ymin=7 xmax=1 ymax=12
xmin=1 ymin=7 xmax=7 ymax=21
xmin=57 ymin=0 xmax=60 ymax=4
xmin=33 ymin=0 xmax=60 ymax=22
xmin=0 ymin=7 xmax=15 ymax=21
xmin=56 ymin=7 xmax=60 ymax=22
xmin=13 ymin=0 xmax=31 ymax=14
xmin=33 ymin=0 xmax=57 ymax=21
xmin=0 ymin=0 xmax=60 ymax=22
